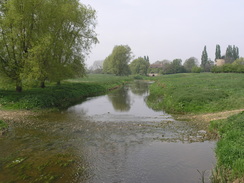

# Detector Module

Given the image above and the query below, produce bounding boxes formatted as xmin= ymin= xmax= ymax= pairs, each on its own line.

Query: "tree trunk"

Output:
xmin=16 ymin=79 xmax=22 ymax=92
xmin=40 ymin=81 xmax=45 ymax=88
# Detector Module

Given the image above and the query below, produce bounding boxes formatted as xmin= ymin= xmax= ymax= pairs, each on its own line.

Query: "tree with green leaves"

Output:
xmin=171 ymin=59 xmax=184 ymax=73
xmin=0 ymin=0 xmax=97 ymax=91
xmin=103 ymin=55 xmax=113 ymax=74
xmin=183 ymin=57 xmax=198 ymax=72
xmin=103 ymin=45 xmax=132 ymax=76
xmin=201 ymin=46 xmax=208 ymax=72
xmin=225 ymin=45 xmax=239 ymax=64
xmin=0 ymin=0 xmax=40 ymax=91
xmin=215 ymin=44 xmax=221 ymax=61
xmin=129 ymin=57 xmax=150 ymax=75
xmin=233 ymin=57 xmax=244 ymax=65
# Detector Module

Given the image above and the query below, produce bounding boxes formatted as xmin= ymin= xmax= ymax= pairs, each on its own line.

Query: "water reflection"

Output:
xmin=130 ymin=80 xmax=150 ymax=96
xmin=107 ymin=85 xmax=131 ymax=111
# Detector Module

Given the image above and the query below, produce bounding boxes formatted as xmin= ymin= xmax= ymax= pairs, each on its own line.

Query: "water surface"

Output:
xmin=0 ymin=81 xmax=216 ymax=183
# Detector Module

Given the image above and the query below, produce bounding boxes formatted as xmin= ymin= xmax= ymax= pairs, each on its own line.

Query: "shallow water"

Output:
xmin=0 ymin=81 xmax=216 ymax=183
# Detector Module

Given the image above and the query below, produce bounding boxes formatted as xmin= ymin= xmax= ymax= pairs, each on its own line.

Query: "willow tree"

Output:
xmin=0 ymin=0 xmax=39 ymax=91
xmin=103 ymin=45 xmax=132 ymax=76
xmin=0 ymin=0 xmax=98 ymax=91
xmin=129 ymin=57 xmax=150 ymax=75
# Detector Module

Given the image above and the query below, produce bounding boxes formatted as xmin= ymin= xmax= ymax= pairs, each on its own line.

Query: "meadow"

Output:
xmin=147 ymin=73 xmax=244 ymax=114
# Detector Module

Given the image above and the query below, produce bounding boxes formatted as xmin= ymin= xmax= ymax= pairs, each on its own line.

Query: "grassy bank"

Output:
xmin=147 ymin=73 xmax=244 ymax=182
xmin=210 ymin=112 xmax=244 ymax=182
xmin=0 ymin=74 xmax=132 ymax=110
xmin=147 ymin=73 xmax=244 ymax=114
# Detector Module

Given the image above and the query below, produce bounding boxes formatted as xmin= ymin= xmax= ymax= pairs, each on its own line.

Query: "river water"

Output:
xmin=0 ymin=81 xmax=216 ymax=183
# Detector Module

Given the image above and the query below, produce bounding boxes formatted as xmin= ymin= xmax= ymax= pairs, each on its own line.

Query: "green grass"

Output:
xmin=0 ymin=74 xmax=133 ymax=110
xmin=66 ymin=74 xmax=132 ymax=89
xmin=210 ymin=112 xmax=244 ymax=182
xmin=147 ymin=73 xmax=244 ymax=114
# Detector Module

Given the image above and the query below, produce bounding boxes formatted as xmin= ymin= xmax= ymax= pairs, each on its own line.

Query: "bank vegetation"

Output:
xmin=147 ymin=73 xmax=244 ymax=182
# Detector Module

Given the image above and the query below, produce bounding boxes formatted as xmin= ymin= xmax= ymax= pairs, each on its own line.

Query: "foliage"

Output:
xmin=147 ymin=73 xmax=244 ymax=114
xmin=129 ymin=57 xmax=150 ymax=75
xmin=160 ymin=59 xmax=185 ymax=74
xmin=183 ymin=57 xmax=198 ymax=72
xmin=191 ymin=66 xmax=201 ymax=73
xmin=103 ymin=45 xmax=132 ymax=76
xmin=215 ymin=44 xmax=221 ymax=61
xmin=210 ymin=112 xmax=244 ymax=182
xmin=201 ymin=46 xmax=208 ymax=71
xmin=0 ymin=0 xmax=97 ymax=91
xmin=211 ymin=64 xmax=244 ymax=73
xmin=0 ymin=120 xmax=8 ymax=130
xmin=199 ymin=45 xmax=214 ymax=72
xmin=233 ymin=57 xmax=244 ymax=65
xmin=225 ymin=45 xmax=239 ymax=64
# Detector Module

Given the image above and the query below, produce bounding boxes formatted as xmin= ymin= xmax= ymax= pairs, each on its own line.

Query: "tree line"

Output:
xmin=96 ymin=44 xmax=242 ymax=75
xmin=0 ymin=0 xmax=98 ymax=92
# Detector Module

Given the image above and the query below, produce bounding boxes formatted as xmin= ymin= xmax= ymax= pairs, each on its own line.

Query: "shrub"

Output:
xmin=191 ymin=66 xmax=201 ymax=73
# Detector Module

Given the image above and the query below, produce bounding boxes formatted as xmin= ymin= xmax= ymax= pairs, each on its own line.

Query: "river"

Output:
xmin=0 ymin=81 xmax=216 ymax=183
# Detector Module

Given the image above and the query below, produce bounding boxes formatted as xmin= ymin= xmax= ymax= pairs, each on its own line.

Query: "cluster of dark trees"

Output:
xmin=0 ymin=0 xmax=98 ymax=92
xmin=211 ymin=44 xmax=242 ymax=73
xmin=214 ymin=44 xmax=239 ymax=63
xmin=149 ymin=57 xmax=202 ymax=74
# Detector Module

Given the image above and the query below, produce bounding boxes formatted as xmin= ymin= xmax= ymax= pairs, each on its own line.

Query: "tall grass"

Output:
xmin=147 ymin=73 xmax=244 ymax=114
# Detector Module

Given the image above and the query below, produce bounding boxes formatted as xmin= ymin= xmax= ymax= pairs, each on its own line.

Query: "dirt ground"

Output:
xmin=174 ymin=109 xmax=244 ymax=123
xmin=0 ymin=110 xmax=38 ymax=123
xmin=1 ymin=109 xmax=244 ymax=124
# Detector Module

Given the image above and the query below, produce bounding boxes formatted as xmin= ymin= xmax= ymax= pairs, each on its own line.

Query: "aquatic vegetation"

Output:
xmin=0 ymin=120 xmax=8 ymax=130
xmin=1 ymin=153 xmax=89 ymax=183
xmin=0 ymin=120 xmax=8 ymax=135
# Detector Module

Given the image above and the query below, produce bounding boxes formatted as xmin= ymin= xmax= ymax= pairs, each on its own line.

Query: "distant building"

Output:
xmin=215 ymin=59 xmax=225 ymax=66
xmin=149 ymin=63 xmax=163 ymax=68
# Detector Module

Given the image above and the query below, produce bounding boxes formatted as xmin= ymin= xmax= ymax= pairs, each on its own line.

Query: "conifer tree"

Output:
xmin=201 ymin=46 xmax=208 ymax=71
xmin=215 ymin=44 xmax=221 ymax=61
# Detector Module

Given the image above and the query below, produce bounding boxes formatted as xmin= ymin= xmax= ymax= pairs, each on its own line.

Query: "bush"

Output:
xmin=191 ymin=66 xmax=201 ymax=73
xmin=211 ymin=64 xmax=244 ymax=73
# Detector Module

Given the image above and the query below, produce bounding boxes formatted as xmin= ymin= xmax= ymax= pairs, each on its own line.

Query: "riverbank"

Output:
xmin=147 ymin=73 xmax=244 ymax=182
xmin=0 ymin=74 xmax=132 ymax=111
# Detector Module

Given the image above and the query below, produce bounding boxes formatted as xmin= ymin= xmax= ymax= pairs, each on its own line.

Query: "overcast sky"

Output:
xmin=81 ymin=0 xmax=244 ymax=67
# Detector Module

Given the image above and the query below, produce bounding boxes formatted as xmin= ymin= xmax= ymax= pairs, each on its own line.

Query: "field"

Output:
xmin=147 ymin=73 xmax=244 ymax=114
